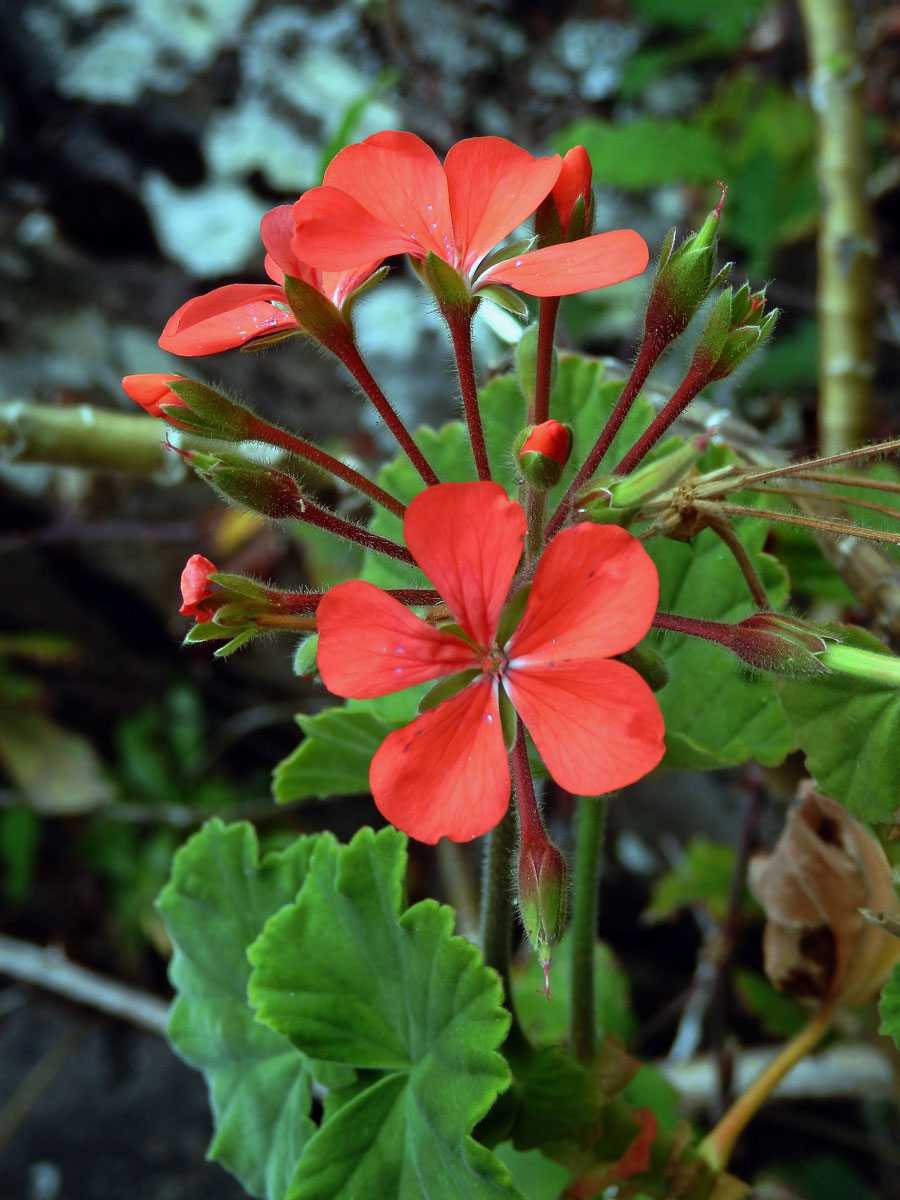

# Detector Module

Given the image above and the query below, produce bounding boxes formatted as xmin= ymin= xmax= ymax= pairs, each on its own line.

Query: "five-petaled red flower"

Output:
xmin=158 ymin=207 xmax=379 ymax=356
xmin=316 ymin=482 xmax=665 ymax=844
xmin=292 ymin=131 xmax=648 ymax=298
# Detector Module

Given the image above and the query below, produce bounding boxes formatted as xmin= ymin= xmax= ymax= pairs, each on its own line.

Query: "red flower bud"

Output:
xmin=179 ymin=554 xmax=218 ymax=622
xmin=122 ymin=374 xmax=187 ymax=418
xmin=517 ymin=420 xmax=573 ymax=490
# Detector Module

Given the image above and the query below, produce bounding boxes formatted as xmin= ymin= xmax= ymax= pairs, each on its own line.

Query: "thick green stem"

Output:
xmin=570 ymin=793 xmax=608 ymax=1063
xmin=1 ymin=401 xmax=170 ymax=475
xmin=797 ymin=0 xmax=877 ymax=454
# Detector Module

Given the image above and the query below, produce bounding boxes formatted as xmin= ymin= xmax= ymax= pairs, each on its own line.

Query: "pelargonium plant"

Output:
xmin=124 ymin=130 xmax=900 ymax=1199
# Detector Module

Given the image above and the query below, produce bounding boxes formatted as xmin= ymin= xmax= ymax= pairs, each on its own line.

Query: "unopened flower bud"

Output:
xmin=517 ymin=836 xmax=568 ymax=999
xmin=535 ymin=145 xmax=594 ymax=243
xmin=517 ymin=420 xmax=572 ymax=489
xmin=750 ymin=784 xmax=900 ymax=1008
xmin=692 ymin=285 xmax=779 ymax=384
xmin=729 ymin=613 xmax=830 ymax=676
xmin=122 ymin=374 xmax=188 ymax=419
xmin=179 ymin=554 xmax=219 ymax=623
xmin=641 ymin=184 xmax=730 ymax=352
xmin=123 ymin=375 xmax=255 ymax=441
xmin=185 ymin=449 xmax=306 ymax=520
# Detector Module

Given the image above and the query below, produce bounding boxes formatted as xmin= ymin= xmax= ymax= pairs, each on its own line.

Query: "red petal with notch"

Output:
xmin=121 ymin=373 xmax=185 ymax=418
xmin=292 ymin=186 xmax=426 ymax=269
xmin=370 ymin=677 xmax=509 ymax=843
xmin=481 ymin=229 xmax=649 ymax=297
xmin=323 ymin=130 xmax=453 ymax=259
xmin=159 ymin=285 xmax=298 ymax=356
xmin=403 ymin=482 xmax=526 ymax=649
xmin=507 ymin=523 xmax=658 ymax=664
xmin=317 ymin=580 xmax=477 ymax=699
xmin=444 ymin=137 xmax=561 ymax=273
xmin=261 ymin=205 xmax=316 ymax=283
xmin=504 ymin=658 xmax=665 ymax=795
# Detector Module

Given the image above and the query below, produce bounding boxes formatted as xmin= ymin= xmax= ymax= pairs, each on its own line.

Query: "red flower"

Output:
xmin=179 ymin=554 xmax=218 ymax=622
xmin=122 ymin=373 xmax=187 ymax=418
xmin=292 ymin=131 xmax=648 ymax=298
xmin=158 ymin=206 xmax=379 ymax=356
xmin=551 ymin=146 xmax=593 ymax=234
xmin=316 ymin=482 xmax=665 ymax=843
xmin=519 ymin=420 xmax=572 ymax=466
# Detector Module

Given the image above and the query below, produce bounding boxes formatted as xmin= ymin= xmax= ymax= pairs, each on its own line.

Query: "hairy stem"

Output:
xmin=246 ymin=416 xmax=405 ymax=517
xmin=532 ymin=297 xmax=561 ymax=425
xmin=570 ymin=794 xmax=608 ymax=1063
xmin=446 ymin=309 xmax=491 ymax=481
xmin=708 ymin=516 xmax=769 ymax=608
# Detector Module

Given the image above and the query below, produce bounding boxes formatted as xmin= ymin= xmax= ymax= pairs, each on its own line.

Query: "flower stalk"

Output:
xmin=570 ymin=793 xmax=607 ymax=1063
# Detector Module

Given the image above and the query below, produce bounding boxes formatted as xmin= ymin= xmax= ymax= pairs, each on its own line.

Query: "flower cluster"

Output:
xmin=131 ymin=129 xmax=671 ymax=846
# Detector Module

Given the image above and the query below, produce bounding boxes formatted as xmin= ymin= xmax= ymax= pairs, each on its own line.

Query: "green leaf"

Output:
xmin=646 ymin=838 xmax=754 ymax=923
xmin=555 ymin=119 xmax=725 ymax=189
xmin=273 ymin=708 xmax=401 ymax=804
xmin=647 ymin=476 xmax=795 ymax=769
xmin=248 ymin=827 xmax=519 ymax=1200
xmin=492 ymin=1143 xmax=573 ymax=1199
xmin=511 ymin=935 xmax=635 ymax=1046
xmin=157 ymin=820 xmax=319 ymax=1199
xmin=734 ymin=968 xmax=808 ymax=1038
xmin=777 ymin=624 xmax=900 ymax=822
xmin=879 ymin=959 xmax=900 ymax=1049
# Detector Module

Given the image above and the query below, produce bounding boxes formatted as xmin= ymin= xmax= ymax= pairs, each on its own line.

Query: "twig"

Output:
xmin=0 ymin=934 xmax=169 ymax=1034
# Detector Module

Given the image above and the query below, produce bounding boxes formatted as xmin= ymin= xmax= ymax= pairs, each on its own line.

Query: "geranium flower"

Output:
xmin=158 ymin=206 xmax=380 ymax=356
xmin=316 ymin=482 xmax=665 ymax=843
xmin=292 ymin=131 xmax=648 ymax=299
xmin=179 ymin=554 xmax=218 ymax=622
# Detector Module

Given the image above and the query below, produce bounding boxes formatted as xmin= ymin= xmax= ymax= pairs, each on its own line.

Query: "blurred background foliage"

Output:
xmin=1 ymin=1 xmax=900 ymax=1196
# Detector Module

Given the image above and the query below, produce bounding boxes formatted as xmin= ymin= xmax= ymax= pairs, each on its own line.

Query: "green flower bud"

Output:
xmin=517 ymin=836 xmax=568 ymax=999
xmin=186 ymin=449 xmax=306 ymax=521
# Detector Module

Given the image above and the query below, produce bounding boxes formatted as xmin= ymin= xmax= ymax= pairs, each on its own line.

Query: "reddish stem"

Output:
xmin=296 ymin=499 xmax=415 ymax=565
xmin=613 ymin=365 xmax=709 ymax=477
xmin=510 ymin=720 xmax=547 ymax=848
xmin=652 ymin=611 xmax=735 ymax=645
xmin=533 ymin=296 xmax=561 ymax=425
xmin=271 ymin=587 xmax=441 ymax=613
xmin=332 ymin=331 xmax=440 ymax=487
xmin=446 ymin=308 xmax=492 ymax=481
xmin=545 ymin=335 xmax=663 ymax=539
xmin=245 ymin=416 xmax=405 ymax=518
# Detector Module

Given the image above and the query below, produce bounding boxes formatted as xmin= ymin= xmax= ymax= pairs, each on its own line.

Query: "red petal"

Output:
xmin=179 ymin=553 xmax=217 ymax=619
xmin=507 ymin=524 xmax=658 ymax=663
xmin=323 ymin=131 xmax=453 ymax=260
xmin=403 ymin=482 xmax=525 ymax=648
xmin=444 ymin=137 xmax=561 ymax=273
xmin=317 ymin=580 xmax=477 ymax=699
xmin=261 ymin=205 xmax=318 ymax=283
xmin=292 ymin=186 xmax=423 ymax=269
xmin=481 ymin=229 xmax=649 ymax=297
xmin=552 ymin=146 xmax=592 ymax=231
xmin=504 ymin=659 xmax=665 ymax=794
xmin=159 ymin=285 xmax=298 ymax=356
xmin=370 ymin=678 xmax=510 ymax=843
xmin=121 ymin=373 xmax=185 ymax=417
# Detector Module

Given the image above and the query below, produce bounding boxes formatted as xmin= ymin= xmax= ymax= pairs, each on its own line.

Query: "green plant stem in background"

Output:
xmin=0 ymin=401 xmax=171 ymax=475
xmin=570 ymin=793 xmax=608 ymax=1063
xmin=797 ymin=0 xmax=877 ymax=455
